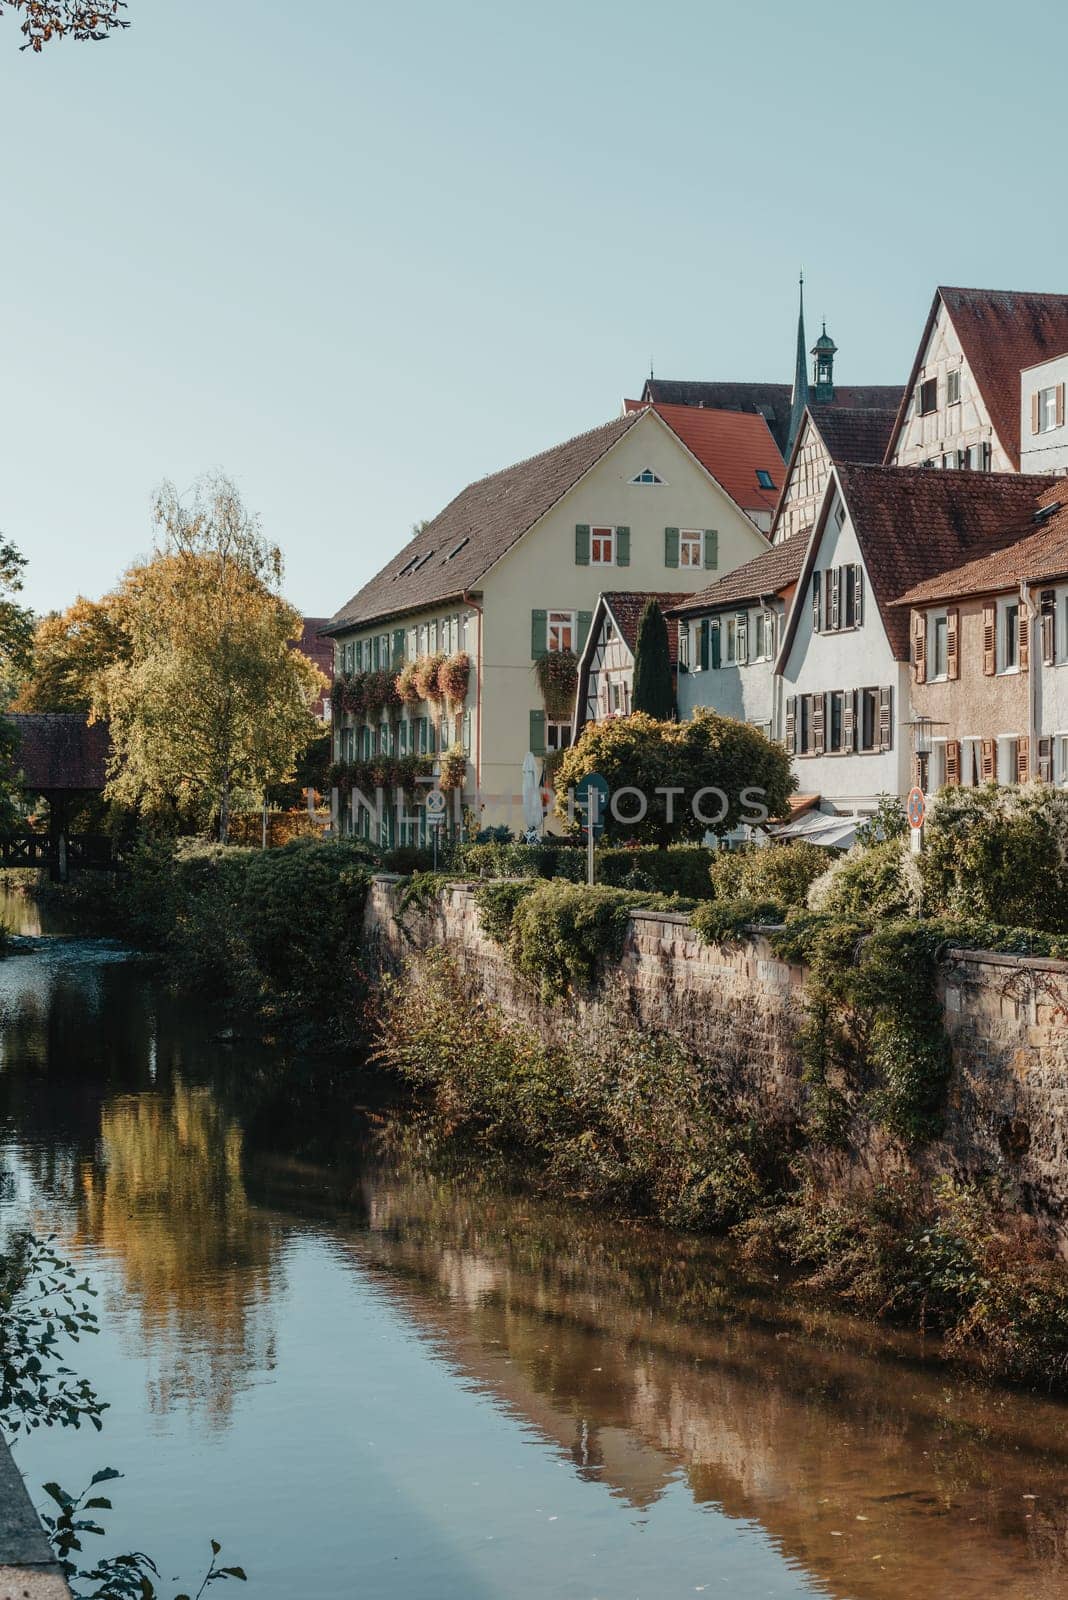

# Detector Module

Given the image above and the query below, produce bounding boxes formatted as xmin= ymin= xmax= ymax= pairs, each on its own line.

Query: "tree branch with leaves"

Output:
xmin=0 ymin=0 xmax=129 ymax=50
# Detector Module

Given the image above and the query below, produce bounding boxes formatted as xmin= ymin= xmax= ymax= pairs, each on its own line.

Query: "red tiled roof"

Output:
xmin=640 ymin=380 xmax=903 ymax=455
xmin=894 ymin=483 xmax=1068 ymax=605
xmin=297 ymin=617 xmax=335 ymax=716
xmin=665 ymin=530 xmax=809 ymax=616
xmin=887 ymin=287 xmax=1068 ymax=470
xmin=641 ymin=401 xmax=785 ymax=519
xmin=834 ymin=466 xmax=1058 ymax=657
xmin=8 ymin=714 xmax=110 ymax=791
xmin=601 ymin=592 xmax=689 ymax=665
xmin=324 ymin=411 xmax=645 ymax=632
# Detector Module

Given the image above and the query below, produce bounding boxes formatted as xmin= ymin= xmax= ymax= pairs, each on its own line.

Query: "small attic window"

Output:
xmin=443 ymin=536 xmax=469 ymax=561
xmin=412 ymin=549 xmax=435 ymax=572
xmin=756 ymin=469 xmax=776 ymax=490
xmin=630 ymin=468 xmax=665 ymax=485
xmin=396 ymin=554 xmax=420 ymax=578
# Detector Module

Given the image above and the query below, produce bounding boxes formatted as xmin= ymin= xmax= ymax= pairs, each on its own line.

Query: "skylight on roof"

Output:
xmin=629 ymin=467 xmax=665 ymax=485
xmin=395 ymin=554 xmax=420 ymax=578
xmin=756 ymin=469 xmax=776 ymax=490
xmin=1034 ymin=500 xmax=1062 ymax=524
xmin=443 ymin=536 xmax=470 ymax=561
xmin=412 ymin=549 xmax=435 ymax=572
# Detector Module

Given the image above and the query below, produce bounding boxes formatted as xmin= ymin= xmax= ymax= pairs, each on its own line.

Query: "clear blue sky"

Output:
xmin=2 ymin=0 xmax=1066 ymax=618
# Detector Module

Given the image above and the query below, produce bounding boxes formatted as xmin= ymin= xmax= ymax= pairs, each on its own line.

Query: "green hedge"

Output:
xmin=452 ymin=840 xmax=715 ymax=898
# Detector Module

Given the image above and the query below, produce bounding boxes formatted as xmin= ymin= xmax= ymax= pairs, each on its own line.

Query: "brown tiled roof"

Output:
xmin=639 ymin=402 xmax=784 ymax=517
xmin=324 ymin=412 xmax=645 ymax=633
xmin=665 ymin=530 xmax=809 ymax=617
xmin=296 ymin=617 xmax=335 ymax=717
xmin=894 ymin=484 xmax=1068 ymax=605
xmin=808 ymin=405 xmax=898 ymax=466
xmin=8 ymin=714 xmax=110 ymax=791
xmin=601 ymin=592 xmax=689 ymax=665
xmin=834 ymin=465 xmax=1058 ymax=657
xmin=642 ymin=380 xmax=902 ymax=454
xmin=887 ymin=287 xmax=1068 ymax=470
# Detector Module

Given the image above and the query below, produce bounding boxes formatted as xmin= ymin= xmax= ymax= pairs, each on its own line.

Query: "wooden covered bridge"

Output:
xmin=5 ymin=713 xmax=117 ymax=878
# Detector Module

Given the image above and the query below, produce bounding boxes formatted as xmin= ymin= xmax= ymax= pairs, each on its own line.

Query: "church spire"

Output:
xmin=785 ymin=271 xmax=809 ymax=457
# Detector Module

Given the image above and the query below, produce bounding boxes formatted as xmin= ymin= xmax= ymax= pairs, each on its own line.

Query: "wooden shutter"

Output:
xmin=981 ymin=738 xmax=995 ymax=781
xmin=1038 ymin=735 xmax=1053 ymax=782
xmin=982 ymin=601 xmax=997 ymax=675
xmin=392 ymin=629 xmax=405 ymax=666
xmin=945 ymin=739 xmax=961 ymax=785
xmin=828 ymin=568 xmax=840 ymax=631
xmin=1041 ymin=589 xmax=1057 ymax=664
xmin=842 ymin=688 xmax=856 ymax=752
xmin=575 ymin=525 xmax=590 ymax=566
xmin=529 ymin=709 xmax=545 ymax=756
xmin=853 ymin=565 xmax=864 ymax=626
xmin=1032 ymin=391 xmax=1041 ymax=435
xmin=698 ymin=619 xmax=709 ymax=671
xmin=1058 ymin=384 xmax=1066 ymax=427
xmin=531 ymin=609 xmax=548 ymax=659
xmin=664 ymin=527 xmax=680 ymax=568
xmin=735 ymin=612 xmax=748 ymax=664
xmin=615 ymin=527 xmax=630 ymax=567
xmin=811 ymin=571 xmax=822 ymax=633
xmin=911 ymin=611 xmax=927 ymax=683
xmin=784 ymin=696 xmax=797 ymax=754
xmin=946 ymin=608 xmax=959 ymax=679
xmin=1016 ymin=735 xmax=1030 ymax=783
xmin=878 ymin=686 xmax=893 ymax=751
xmin=703 ymin=530 xmax=719 ymax=570
xmin=1019 ymin=610 xmax=1030 ymax=670
xmin=577 ymin=611 xmax=593 ymax=653
xmin=812 ymin=693 xmax=825 ymax=755
xmin=710 ymin=619 xmax=722 ymax=669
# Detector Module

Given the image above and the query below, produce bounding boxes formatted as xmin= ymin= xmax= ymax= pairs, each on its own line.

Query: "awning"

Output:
xmin=766 ymin=809 xmax=857 ymax=849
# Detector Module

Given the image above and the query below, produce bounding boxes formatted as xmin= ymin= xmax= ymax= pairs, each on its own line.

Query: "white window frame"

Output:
xmin=1038 ymin=386 xmax=1060 ymax=433
xmin=546 ymin=720 xmax=572 ymax=752
xmin=629 ymin=468 xmax=665 ymax=486
xmin=997 ymin=597 xmax=1021 ymax=674
xmin=547 ymin=609 xmax=576 ymax=653
xmin=946 ymin=368 xmax=961 ymax=406
xmin=996 ymin=735 xmax=1019 ymax=786
xmin=753 ymin=610 xmax=774 ymax=662
xmin=679 ymin=530 xmax=703 ymax=568
xmin=590 ymin=526 xmax=616 ymax=566
xmin=928 ymin=608 xmax=949 ymax=681
xmin=725 ymin=616 xmax=737 ymax=664
xmin=928 ymin=738 xmax=947 ymax=791
xmin=1055 ymin=733 xmax=1068 ymax=786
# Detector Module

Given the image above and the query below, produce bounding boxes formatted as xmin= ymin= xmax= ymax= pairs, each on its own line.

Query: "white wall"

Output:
xmin=890 ymin=301 xmax=1007 ymax=471
xmin=677 ymin=602 xmax=782 ymax=733
xmin=779 ymin=495 xmax=911 ymax=808
xmin=1021 ymin=354 xmax=1068 ymax=474
xmin=1037 ymin=578 xmax=1068 ymax=783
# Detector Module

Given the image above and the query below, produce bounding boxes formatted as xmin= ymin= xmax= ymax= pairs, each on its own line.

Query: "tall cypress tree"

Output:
xmin=631 ymin=600 xmax=674 ymax=720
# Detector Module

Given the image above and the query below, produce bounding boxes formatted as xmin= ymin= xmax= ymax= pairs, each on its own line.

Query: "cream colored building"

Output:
xmin=323 ymin=407 xmax=770 ymax=838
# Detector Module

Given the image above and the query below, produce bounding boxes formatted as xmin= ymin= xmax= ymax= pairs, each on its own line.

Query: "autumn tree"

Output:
xmin=14 ymin=591 xmax=133 ymax=712
xmin=631 ymin=600 xmax=674 ymax=720
xmin=95 ymin=474 xmax=325 ymax=842
xmin=0 ymin=0 xmax=128 ymax=50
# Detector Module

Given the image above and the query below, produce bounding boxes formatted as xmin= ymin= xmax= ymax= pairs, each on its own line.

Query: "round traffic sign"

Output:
xmin=907 ymin=786 xmax=925 ymax=830
xmin=425 ymin=789 xmax=446 ymax=816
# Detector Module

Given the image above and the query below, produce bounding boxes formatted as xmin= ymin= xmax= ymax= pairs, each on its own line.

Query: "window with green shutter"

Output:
xmin=577 ymin=611 xmax=593 ymax=654
xmin=529 ymin=709 xmax=546 ymax=755
xmin=392 ymin=629 xmax=405 ymax=666
xmin=710 ymin=619 xmax=722 ymax=669
xmin=575 ymin=525 xmax=591 ymax=565
xmin=531 ymin=608 xmax=548 ymax=659
xmin=615 ymin=526 xmax=630 ymax=566
xmin=698 ymin=619 xmax=709 ymax=671
xmin=664 ymin=527 xmax=680 ymax=568
xmin=704 ymin=530 xmax=719 ymax=570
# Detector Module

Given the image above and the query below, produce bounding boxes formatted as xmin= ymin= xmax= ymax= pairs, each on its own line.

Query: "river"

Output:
xmin=1 ymin=895 xmax=1067 ymax=1599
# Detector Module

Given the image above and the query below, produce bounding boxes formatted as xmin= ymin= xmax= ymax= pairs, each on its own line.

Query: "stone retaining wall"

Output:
xmin=364 ymin=878 xmax=1068 ymax=1234
xmin=0 ymin=1441 xmax=71 ymax=1598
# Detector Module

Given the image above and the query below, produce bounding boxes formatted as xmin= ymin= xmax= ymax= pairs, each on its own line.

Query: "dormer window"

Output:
xmin=630 ymin=468 xmax=665 ymax=485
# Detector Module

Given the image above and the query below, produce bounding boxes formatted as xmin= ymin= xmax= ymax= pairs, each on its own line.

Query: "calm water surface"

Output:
xmin=1 ymin=891 xmax=1067 ymax=1600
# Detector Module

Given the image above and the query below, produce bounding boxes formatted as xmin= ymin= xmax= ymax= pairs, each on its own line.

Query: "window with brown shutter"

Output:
xmin=878 ymin=686 xmax=893 ymax=751
xmin=784 ymin=696 xmax=797 ymax=754
xmin=812 ymin=693 xmax=826 ymax=755
xmin=1019 ymin=610 xmax=1030 ymax=671
xmin=842 ymin=689 xmax=856 ymax=752
xmin=946 ymin=608 xmax=959 ymax=679
xmin=945 ymin=740 xmax=961 ymax=785
xmin=1041 ymin=589 xmax=1056 ymax=664
xmin=911 ymin=611 xmax=926 ymax=683
xmin=982 ymin=601 xmax=997 ymax=675
xmin=1039 ymin=735 xmax=1053 ymax=782
xmin=1017 ymin=736 xmax=1030 ymax=783
xmin=981 ymin=738 xmax=995 ymax=781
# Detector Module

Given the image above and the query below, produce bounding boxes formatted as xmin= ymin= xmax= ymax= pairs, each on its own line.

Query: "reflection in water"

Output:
xmin=0 ymin=926 xmax=1067 ymax=1599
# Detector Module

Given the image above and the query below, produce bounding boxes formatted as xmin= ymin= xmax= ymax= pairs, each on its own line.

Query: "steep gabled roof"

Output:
xmin=665 ymin=531 xmax=809 ymax=618
xmin=886 ymin=286 xmax=1068 ymax=470
xmin=817 ymin=466 xmax=1057 ymax=658
xmin=625 ymin=400 xmax=784 ymax=517
xmin=894 ymin=484 xmax=1068 ymax=605
xmin=641 ymin=379 xmax=903 ymax=455
xmin=599 ymin=592 xmax=689 ymax=664
xmin=807 ymin=404 xmax=898 ymax=467
xmin=324 ymin=411 xmax=645 ymax=633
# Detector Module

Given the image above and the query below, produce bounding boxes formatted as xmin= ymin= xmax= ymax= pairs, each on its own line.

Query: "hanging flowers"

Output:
xmin=534 ymin=649 xmax=578 ymax=720
xmin=414 ymin=651 xmax=447 ymax=702
xmin=438 ymin=651 xmax=470 ymax=707
xmin=396 ymin=661 xmax=422 ymax=705
xmin=438 ymin=743 xmax=468 ymax=791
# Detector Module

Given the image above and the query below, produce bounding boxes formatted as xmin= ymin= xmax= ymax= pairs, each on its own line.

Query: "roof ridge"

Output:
xmin=465 ymin=409 xmax=645 ymax=489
